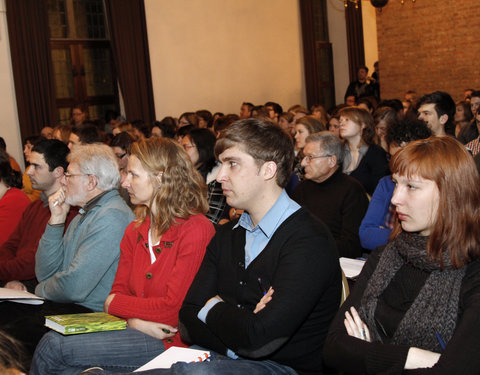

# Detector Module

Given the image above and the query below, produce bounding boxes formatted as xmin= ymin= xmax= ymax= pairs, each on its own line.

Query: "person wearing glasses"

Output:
xmin=292 ymin=132 xmax=368 ymax=259
xmin=35 ymin=143 xmax=134 ymax=311
xmin=0 ymin=144 xmax=134 ymax=364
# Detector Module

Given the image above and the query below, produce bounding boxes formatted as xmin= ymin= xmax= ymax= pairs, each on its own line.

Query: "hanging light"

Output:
xmin=344 ymin=0 xmax=416 ymax=8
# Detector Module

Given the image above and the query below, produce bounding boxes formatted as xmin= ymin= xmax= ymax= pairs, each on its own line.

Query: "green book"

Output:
xmin=45 ymin=312 xmax=127 ymax=335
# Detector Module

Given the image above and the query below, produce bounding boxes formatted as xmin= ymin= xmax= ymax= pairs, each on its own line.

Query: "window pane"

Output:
xmin=57 ymin=107 xmax=72 ymax=125
xmin=74 ymin=0 xmax=107 ymax=39
xmin=83 ymin=47 xmax=114 ymax=97
xmin=47 ymin=0 xmax=68 ymax=38
xmin=51 ymin=48 xmax=74 ymax=99
xmin=89 ymin=104 xmax=116 ymax=123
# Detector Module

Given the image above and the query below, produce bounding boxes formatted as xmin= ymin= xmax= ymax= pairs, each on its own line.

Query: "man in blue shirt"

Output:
xmin=173 ymin=119 xmax=341 ymax=375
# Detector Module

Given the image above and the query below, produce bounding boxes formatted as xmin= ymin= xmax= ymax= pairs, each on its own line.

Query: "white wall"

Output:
xmin=0 ymin=0 xmax=24 ymax=170
xmin=326 ymin=0 xmax=350 ymax=105
xmin=144 ymin=0 xmax=306 ymax=117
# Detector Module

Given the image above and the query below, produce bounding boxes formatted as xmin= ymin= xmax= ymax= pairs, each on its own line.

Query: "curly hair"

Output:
xmin=131 ymin=137 xmax=208 ymax=235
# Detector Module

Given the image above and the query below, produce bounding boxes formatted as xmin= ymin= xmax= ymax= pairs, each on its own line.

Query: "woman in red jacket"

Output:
xmin=31 ymin=137 xmax=215 ymax=375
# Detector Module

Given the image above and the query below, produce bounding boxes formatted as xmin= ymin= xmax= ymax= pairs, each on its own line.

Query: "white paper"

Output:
xmin=0 ymin=287 xmax=44 ymax=305
xmin=340 ymin=257 xmax=366 ymax=279
xmin=135 ymin=346 xmax=210 ymax=372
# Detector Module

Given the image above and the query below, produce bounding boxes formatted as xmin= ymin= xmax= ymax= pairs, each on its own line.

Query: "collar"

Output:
xmin=234 ymin=190 xmax=300 ymax=238
xmin=79 ymin=190 xmax=110 ymax=215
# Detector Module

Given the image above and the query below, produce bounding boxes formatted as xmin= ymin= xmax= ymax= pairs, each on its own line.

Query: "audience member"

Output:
xmin=373 ymin=106 xmax=398 ymax=152
xmin=292 ymin=132 xmax=368 ymax=258
xmin=470 ymin=90 xmax=480 ymax=115
xmin=0 ymin=150 xmax=30 ymax=247
xmin=178 ymin=112 xmax=198 ymax=128
xmin=277 ymin=112 xmax=295 ymax=137
xmin=157 ymin=118 xmax=340 ymax=374
xmin=70 ymin=104 xmax=88 ymax=127
xmin=39 ymin=127 xmax=53 ymax=139
xmin=345 ymin=66 xmax=378 ymax=103
xmin=465 ymin=108 xmax=480 ymax=156
xmin=264 ymin=101 xmax=283 ymax=123
xmin=339 ymin=107 xmax=389 ymax=195
xmin=464 ymin=88 xmax=474 ymax=101
xmin=180 ymin=128 xmax=228 ymax=224
xmin=417 ymin=91 xmax=455 ymax=136
xmin=311 ymin=104 xmax=328 ymax=124
xmin=292 ymin=115 xmax=325 ymax=184
xmin=239 ymin=102 xmax=253 ymax=118
xmin=455 ymin=100 xmax=474 ymax=142
xmin=357 ymin=97 xmax=375 ymax=114
xmin=0 ymin=330 xmax=29 ymax=375
xmin=196 ymin=110 xmax=213 ymax=129
xmin=0 ymin=140 xmax=78 ymax=290
xmin=22 ymin=136 xmax=44 ymax=202
xmin=151 ymin=118 xmax=177 ymax=138
xmin=212 ymin=115 xmax=238 ymax=139
xmin=359 ymin=117 xmax=431 ymax=251
xmin=33 ymin=143 xmax=134 ymax=309
xmin=68 ymin=124 xmax=103 ymax=150
xmin=0 ymin=137 xmax=21 ymax=172
xmin=52 ymin=125 xmax=72 ymax=144
xmin=324 ymin=136 xmax=480 ymax=374
xmin=31 ymin=137 xmax=215 ymax=374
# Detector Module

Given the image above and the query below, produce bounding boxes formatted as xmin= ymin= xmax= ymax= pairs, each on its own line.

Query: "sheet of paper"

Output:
xmin=135 ymin=346 xmax=210 ymax=372
xmin=340 ymin=257 xmax=366 ymax=279
xmin=0 ymin=287 xmax=44 ymax=305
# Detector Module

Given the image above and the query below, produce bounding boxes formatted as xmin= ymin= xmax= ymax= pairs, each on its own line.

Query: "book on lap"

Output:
xmin=45 ymin=312 xmax=126 ymax=335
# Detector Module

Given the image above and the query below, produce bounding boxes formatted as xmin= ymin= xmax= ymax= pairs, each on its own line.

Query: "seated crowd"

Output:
xmin=0 ymin=87 xmax=480 ymax=375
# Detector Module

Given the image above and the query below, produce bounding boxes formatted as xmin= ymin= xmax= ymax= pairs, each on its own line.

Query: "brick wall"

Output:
xmin=375 ymin=0 xmax=480 ymax=102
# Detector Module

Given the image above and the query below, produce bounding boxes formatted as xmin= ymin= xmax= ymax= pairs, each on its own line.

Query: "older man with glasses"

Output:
xmin=292 ymin=131 xmax=369 ymax=259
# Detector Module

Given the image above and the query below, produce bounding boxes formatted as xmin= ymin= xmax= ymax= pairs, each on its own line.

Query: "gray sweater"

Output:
xmin=35 ymin=190 xmax=135 ymax=311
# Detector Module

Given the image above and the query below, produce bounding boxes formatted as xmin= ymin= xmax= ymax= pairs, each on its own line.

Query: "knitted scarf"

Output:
xmin=358 ymin=232 xmax=466 ymax=352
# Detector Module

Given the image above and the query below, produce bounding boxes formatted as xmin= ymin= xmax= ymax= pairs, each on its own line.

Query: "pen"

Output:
xmin=257 ymin=277 xmax=267 ymax=295
xmin=435 ymin=332 xmax=446 ymax=350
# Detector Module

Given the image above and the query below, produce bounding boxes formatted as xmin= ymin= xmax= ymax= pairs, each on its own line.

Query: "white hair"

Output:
xmin=69 ymin=144 xmax=120 ymax=190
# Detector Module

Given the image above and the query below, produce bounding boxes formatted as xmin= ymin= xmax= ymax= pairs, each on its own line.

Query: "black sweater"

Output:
xmin=323 ymin=246 xmax=480 ymax=374
xmin=292 ymin=169 xmax=369 ymax=258
xmin=179 ymin=208 xmax=341 ymax=375
xmin=349 ymin=144 xmax=389 ymax=196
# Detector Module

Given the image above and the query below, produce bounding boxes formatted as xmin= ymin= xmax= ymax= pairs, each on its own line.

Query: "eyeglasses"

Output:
xmin=302 ymin=154 xmax=331 ymax=163
xmin=64 ymin=172 xmax=88 ymax=180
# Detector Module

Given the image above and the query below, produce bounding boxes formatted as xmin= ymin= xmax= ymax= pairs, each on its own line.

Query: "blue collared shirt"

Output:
xmin=197 ymin=190 xmax=301 ymax=359
xmin=234 ymin=189 xmax=300 ymax=268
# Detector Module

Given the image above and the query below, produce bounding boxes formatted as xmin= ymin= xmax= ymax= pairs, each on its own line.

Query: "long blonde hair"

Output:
xmin=131 ymin=137 xmax=208 ymax=235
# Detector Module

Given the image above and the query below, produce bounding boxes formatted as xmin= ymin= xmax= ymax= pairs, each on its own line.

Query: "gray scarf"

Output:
xmin=358 ymin=232 xmax=466 ymax=352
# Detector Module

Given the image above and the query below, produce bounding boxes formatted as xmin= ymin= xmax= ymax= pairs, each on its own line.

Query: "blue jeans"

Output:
xmin=75 ymin=353 xmax=298 ymax=375
xmin=30 ymin=327 xmax=166 ymax=375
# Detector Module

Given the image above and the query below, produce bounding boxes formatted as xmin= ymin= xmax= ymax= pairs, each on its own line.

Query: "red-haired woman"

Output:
xmin=324 ymin=136 xmax=480 ymax=374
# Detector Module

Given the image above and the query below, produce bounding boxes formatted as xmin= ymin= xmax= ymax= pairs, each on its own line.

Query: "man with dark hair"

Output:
xmin=264 ymin=101 xmax=283 ymax=123
xmin=417 ymin=91 xmax=455 ymax=136
xmin=68 ymin=124 xmax=103 ymax=150
xmin=239 ymin=102 xmax=254 ymax=118
xmin=292 ymin=131 xmax=369 ymax=259
xmin=0 ymin=139 xmax=77 ymax=291
xmin=170 ymin=118 xmax=341 ymax=374
xmin=344 ymin=66 xmax=378 ymax=103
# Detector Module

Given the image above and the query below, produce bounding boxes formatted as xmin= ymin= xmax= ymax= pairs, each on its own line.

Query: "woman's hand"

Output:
xmin=405 ymin=347 xmax=441 ymax=369
xmin=344 ymin=306 xmax=371 ymax=342
xmin=103 ymin=294 xmax=116 ymax=313
xmin=127 ymin=318 xmax=177 ymax=340
xmin=254 ymin=287 xmax=274 ymax=314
